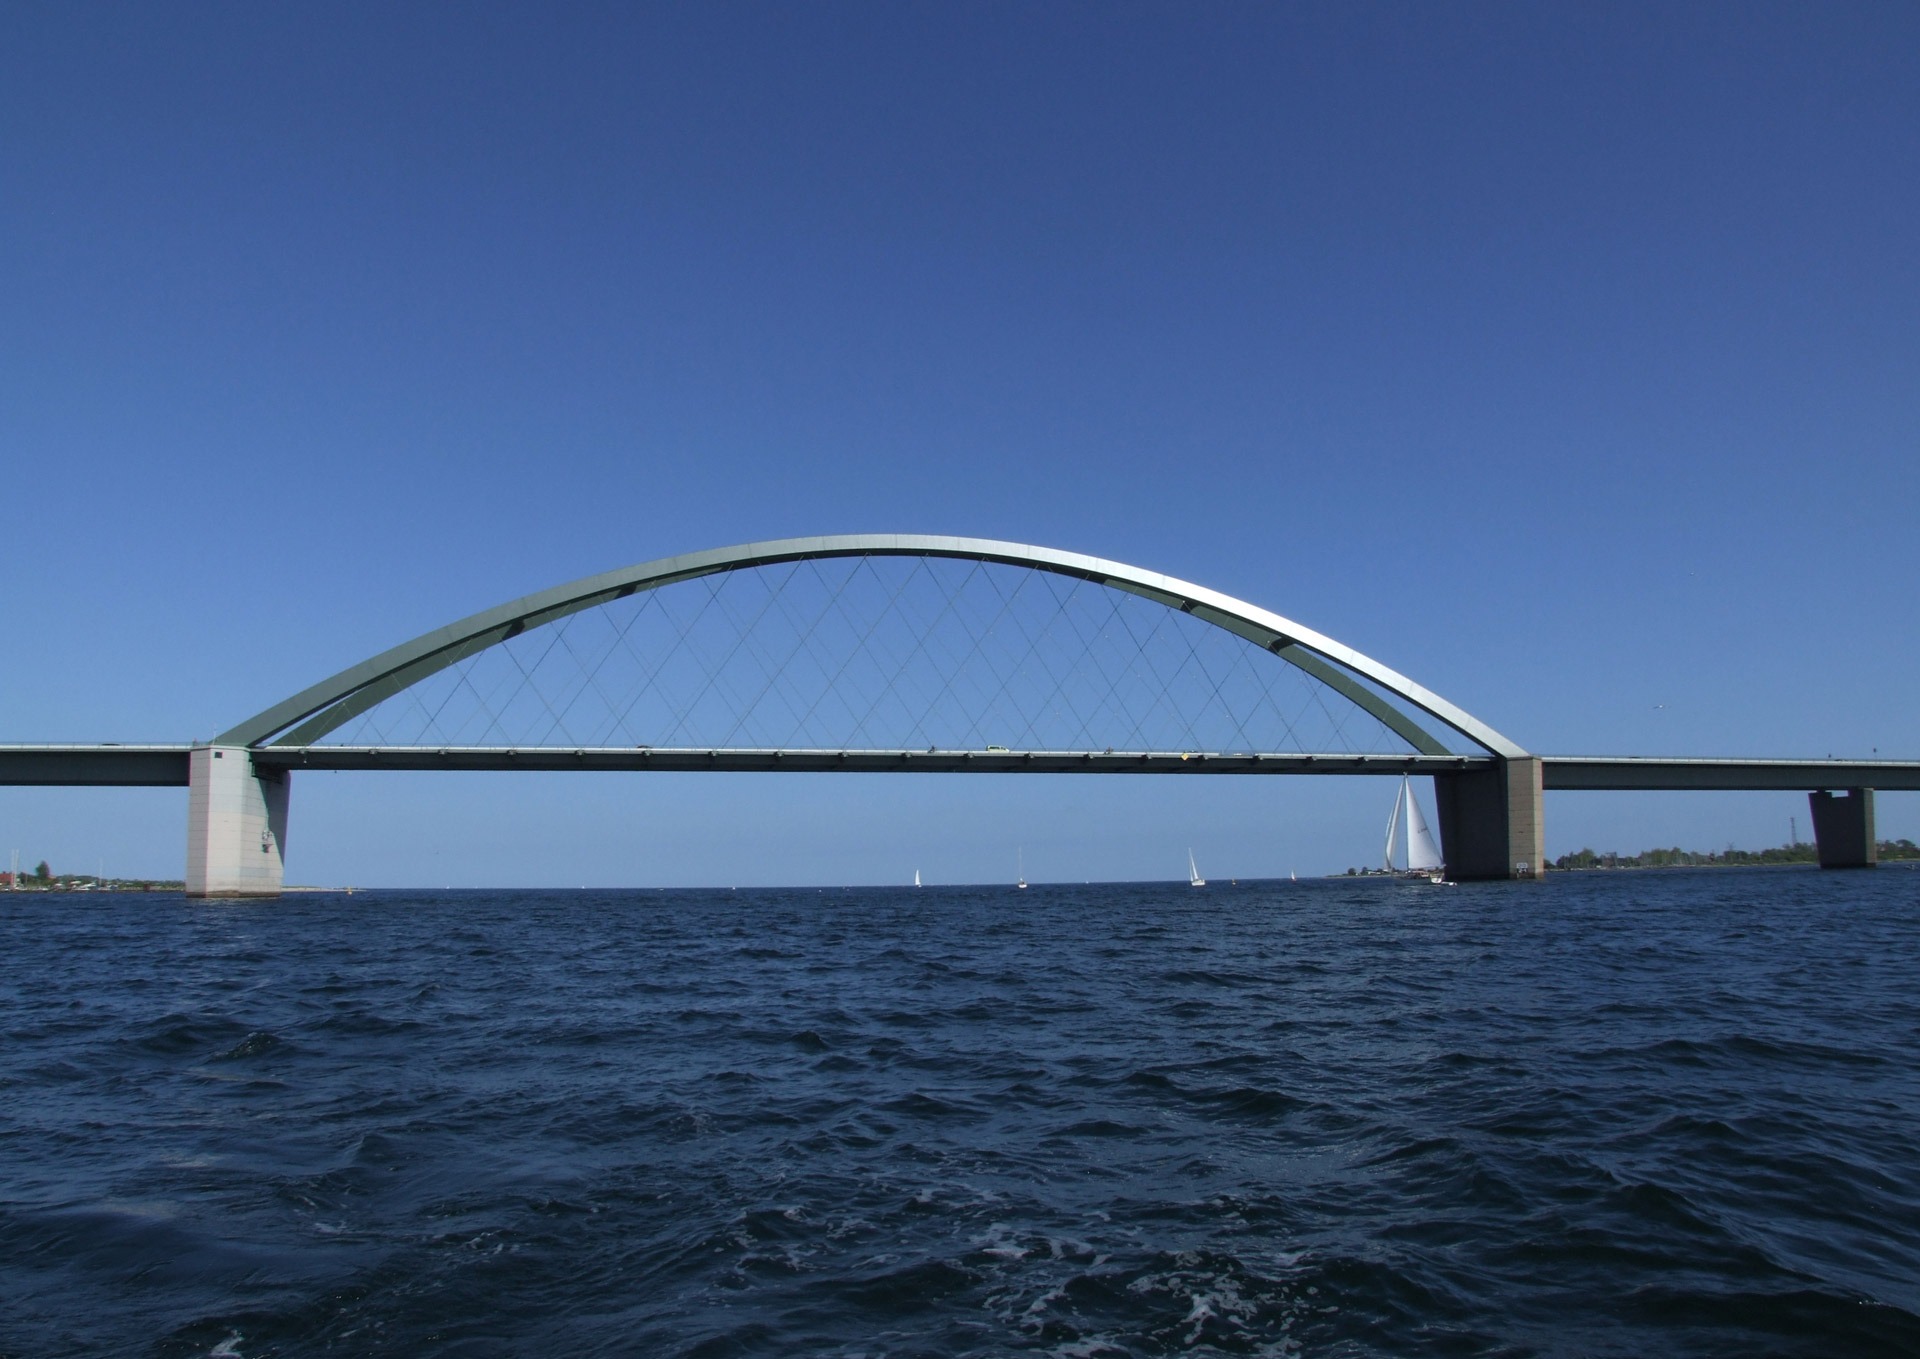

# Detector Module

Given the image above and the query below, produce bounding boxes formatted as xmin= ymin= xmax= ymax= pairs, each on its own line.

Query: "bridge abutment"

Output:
xmin=1808 ymin=788 xmax=1876 ymax=868
xmin=185 ymin=746 xmax=289 ymax=897
xmin=1433 ymin=756 xmax=1545 ymax=881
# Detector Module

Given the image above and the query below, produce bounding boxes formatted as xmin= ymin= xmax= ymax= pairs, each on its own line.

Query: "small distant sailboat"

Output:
xmin=1384 ymin=775 xmax=1445 ymax=882
xmin=1016 ymin=847 xmax=1027 ymax=890
xmin=914 ymin=869 xmax=921 ymax=888
xmin=1289 ymin=869 xmax=1297 ymax=883
xmin=1188 ymin=848 xmax=1206 ymax=888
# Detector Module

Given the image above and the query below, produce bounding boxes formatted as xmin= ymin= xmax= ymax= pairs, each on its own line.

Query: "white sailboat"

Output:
xmin=1016 ymin=847 xmax=1027 ymax=890
xmin=914 ymin=869 xmax=921 ymax=888
xmin=1383 ymin=775 xmax=1445 ymax=881
xmin=1188 ymin=848 xmax=1206 ymax=888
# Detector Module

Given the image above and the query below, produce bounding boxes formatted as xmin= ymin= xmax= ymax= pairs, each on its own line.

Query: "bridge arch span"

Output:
xmin=184 ymin=535 xmax=1547 ymax=895
xmin=219 ymin=534 xmax=1529 ymax=759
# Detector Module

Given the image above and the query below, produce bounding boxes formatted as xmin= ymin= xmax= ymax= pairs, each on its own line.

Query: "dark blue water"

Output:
xmin=3 ymin=871 xmax=1918 ymax=1358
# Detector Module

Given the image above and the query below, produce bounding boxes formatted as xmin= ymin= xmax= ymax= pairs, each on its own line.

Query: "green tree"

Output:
xmin=34 ymin=860 xmax=50 ymax=881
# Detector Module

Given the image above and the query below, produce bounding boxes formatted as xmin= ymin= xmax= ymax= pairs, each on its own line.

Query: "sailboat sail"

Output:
xmin=1404 ymin=784 xmax=1442 ymax=872
xmin=1188 ymin=849 xmax=1206 ymax=888
xmin=1385 ymin=776 xmax=1443 ymax=874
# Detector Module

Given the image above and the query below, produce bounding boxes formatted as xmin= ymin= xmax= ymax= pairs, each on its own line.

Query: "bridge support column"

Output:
xmin=185 ymin=746 xmax=289 ymax=897
xmin=1433 ymin=756 xmax=1545 ymax=881
xmin=1808 ymin=788 xmax=1876 ymax=869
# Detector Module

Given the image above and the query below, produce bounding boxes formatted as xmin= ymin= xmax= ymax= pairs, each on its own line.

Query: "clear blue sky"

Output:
xmin=3 ymin=2 xmax=1915 ymax=884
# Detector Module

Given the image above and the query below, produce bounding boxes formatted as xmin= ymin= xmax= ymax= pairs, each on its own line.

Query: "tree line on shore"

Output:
xmin=1552 ymin=839 xmax=1920 ymax=871
xmin=2 ymin=861 xmax=184 ymax=891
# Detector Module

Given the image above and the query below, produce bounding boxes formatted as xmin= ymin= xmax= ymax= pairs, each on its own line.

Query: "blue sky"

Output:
xmin=3 ymin=2 xmax=1916 ymax=884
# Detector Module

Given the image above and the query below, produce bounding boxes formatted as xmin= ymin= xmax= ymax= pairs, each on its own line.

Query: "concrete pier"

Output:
xmin=1808 ymin=788 xmax=1876 ymax=869
xmin=1433 ymin=756 xmax=1546 ymax=881
xmin=185 ymin=746 xmax=289 ymax=897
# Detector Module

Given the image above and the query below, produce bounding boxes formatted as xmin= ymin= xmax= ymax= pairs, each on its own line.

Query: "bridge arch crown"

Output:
xmin=218 ymin=534 xmax=1527 ymax=761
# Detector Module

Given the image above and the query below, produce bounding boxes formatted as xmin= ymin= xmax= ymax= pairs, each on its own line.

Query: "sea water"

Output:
xmin=2 ymin=870 xmax=1917 ymax=1357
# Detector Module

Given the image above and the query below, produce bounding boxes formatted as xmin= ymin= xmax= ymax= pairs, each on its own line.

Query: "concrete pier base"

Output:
xmin=1808 ymin=788 xmax=1876 ymax=869
xmin=1433 ymin=756 xmax=1545 ymax=881
xmin=185 ymin=746 xmax=289 ymax=897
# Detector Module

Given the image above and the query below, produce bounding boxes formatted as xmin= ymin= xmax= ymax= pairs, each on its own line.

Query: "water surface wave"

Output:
xmin=2 ymin=871 xmax=1917 ymax=1356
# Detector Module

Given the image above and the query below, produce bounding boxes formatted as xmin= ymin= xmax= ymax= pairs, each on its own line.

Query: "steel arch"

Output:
xmin=216 ymin=534 xmax=1530 ymax=759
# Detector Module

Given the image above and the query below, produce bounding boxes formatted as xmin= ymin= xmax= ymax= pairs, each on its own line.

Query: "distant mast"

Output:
xmin=1188 ymin=848 xmax=1206 ymax=888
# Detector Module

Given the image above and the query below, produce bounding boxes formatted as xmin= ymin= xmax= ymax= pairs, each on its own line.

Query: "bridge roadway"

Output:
xmin=5 ymin=744 xmax=1919 ymax=789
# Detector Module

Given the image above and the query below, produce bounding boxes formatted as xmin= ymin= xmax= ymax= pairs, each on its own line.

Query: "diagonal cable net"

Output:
xmin=315 ymin=557 xmax=1459 ymax=754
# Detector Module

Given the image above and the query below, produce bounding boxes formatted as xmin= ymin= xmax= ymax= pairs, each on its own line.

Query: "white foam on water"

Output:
xmin=974 ymin=1221 xmax=1029 ymax=1259
xmin=96 ymin=1196 xmax=180 ymax=1218
xmin=1020 ymin=1285 xmax=1068 ymax=1326
xmin=1047 ymin=1341 xmax=1129 ymax=1358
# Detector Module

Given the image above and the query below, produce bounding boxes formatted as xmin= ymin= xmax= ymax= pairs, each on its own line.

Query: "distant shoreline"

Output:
xmin=1560 ymin=860 xmax=1918 ymax=872
xmin=1547 ymin=838 xmax=1918 ymax=873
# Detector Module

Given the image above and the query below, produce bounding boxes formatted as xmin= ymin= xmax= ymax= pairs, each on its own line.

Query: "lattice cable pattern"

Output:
xmin=319 ymin=557 xmax=1445 ymax=754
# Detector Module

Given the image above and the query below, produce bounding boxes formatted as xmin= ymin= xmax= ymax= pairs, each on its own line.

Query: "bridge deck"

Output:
xmin=1540 ymin=757 xmax=1920 ymax=791
xmin=0 ymin=745 xmax=194 ymax=786
xmin=247 ymin=747 xmax=1493 ymax=776
xmin=5 ymin=744 xmax=1919 ymax=789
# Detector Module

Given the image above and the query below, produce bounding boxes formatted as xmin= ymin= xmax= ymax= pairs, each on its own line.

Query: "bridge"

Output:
xmin=4 ymin=534 xmax=1913 ymax=895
